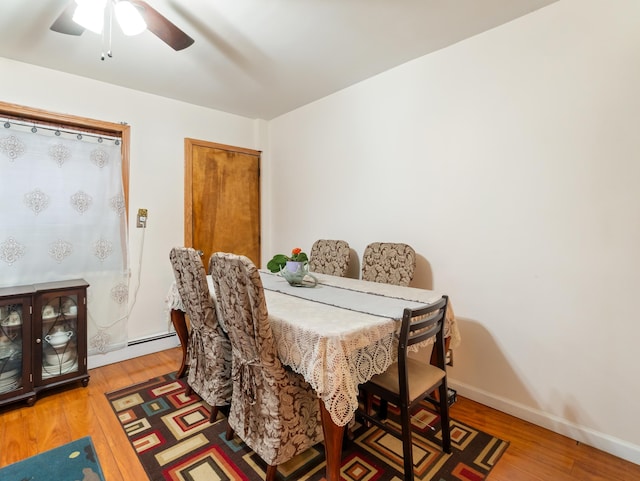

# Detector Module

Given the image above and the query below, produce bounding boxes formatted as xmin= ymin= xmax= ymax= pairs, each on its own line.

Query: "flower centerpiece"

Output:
xmin=267 ymin=247 xmax=309 ymax=273
xmin=267 ymin=247 xmax=317 ymax=287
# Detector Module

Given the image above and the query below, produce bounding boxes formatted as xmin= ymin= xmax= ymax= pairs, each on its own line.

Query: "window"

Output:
xmin=0 ymin=101 xmax=131 ymax=354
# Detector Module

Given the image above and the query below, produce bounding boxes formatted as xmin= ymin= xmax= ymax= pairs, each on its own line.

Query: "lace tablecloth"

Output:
xmin=166 ymin=271 xmax=461 ymax=426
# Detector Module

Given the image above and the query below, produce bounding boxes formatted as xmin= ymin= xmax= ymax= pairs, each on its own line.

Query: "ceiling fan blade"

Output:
xmin=132 ymin=0 xmax=194 ymax=51
xmin=50 ymin=1 xmax=85 ymax=36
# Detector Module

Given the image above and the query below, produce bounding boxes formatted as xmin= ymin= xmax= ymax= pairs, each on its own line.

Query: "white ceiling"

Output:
xmin=0 ymin=0 xmax=557 ymax=120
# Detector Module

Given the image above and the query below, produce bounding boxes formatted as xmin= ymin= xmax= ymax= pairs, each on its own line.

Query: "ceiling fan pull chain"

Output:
xmin=100 ymin=0 xmax=114 ymax=60
xmin=100 ymin=7 xmax=105 ymax=60
xmin=107 ymin=0 xmax=113 ymax=58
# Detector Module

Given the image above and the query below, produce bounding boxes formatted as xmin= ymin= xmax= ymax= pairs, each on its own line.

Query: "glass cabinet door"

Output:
xmin=0 ymin=299 xmax=28 ymax=396
xmin=40 ymin=294 xmax=80 ymax=380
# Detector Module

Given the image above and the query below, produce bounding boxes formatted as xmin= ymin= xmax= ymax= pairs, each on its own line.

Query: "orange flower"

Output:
xmin=267 ymin=247 xmax=308 ymax=272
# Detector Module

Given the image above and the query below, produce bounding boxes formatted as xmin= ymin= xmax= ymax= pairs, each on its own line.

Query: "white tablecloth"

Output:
xmin=166 ymin=271 xmax=461 ymax=426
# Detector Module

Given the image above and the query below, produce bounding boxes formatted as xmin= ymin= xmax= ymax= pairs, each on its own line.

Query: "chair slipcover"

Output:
xmin=308 ymin=239 xmax=350 ymax=276
xmin=209 ymin=252 xmax=323 ymax=470
xmin=169 ymin=247 xmax=232 ymax=418
xmin=361 ymin=242 xmax=416 ymax=286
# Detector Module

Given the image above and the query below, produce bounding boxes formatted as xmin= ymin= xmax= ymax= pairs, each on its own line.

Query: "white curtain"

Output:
xmin=0 ymin=120 xmax=129 ymax=354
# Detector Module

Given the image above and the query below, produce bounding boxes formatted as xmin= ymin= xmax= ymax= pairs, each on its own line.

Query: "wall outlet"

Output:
xmin=136 ymin=208 xmax=148 ymax=228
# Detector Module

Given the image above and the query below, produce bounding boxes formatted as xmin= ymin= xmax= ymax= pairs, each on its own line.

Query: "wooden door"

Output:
xmin=184 ymin=139 xmax=261 ymax=267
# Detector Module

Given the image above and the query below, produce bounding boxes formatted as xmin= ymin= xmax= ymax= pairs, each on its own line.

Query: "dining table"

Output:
xmin=166 ymin=270 xmax=461 ymax=481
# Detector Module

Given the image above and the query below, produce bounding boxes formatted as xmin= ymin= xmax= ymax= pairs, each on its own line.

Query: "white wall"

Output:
xmin=267 ymin=0 xmax=640 ymax=464
xmin=1 ymin=57 xmax=262 ymax=361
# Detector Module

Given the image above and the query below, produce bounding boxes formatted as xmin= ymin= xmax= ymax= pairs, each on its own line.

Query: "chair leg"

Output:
xmin=265 ymin=464 xmax=278 ymax=481
xmin=399 ymin=403 xmax=414 ymax=481
xmin=209 ymin=406 xmax=219 ymax=423
xmin=364 ymin=391 xmax=372 ymax=422
xmin=359 ymin=390 xmax=373 ymax=427
xmin=344 ymin=420 xmax=355 ymax=444
xmin=225 ymin=424 xmax=235 ymax=441
xmin=438 ymin=383 xmax=452 ymax=454
xmin=185 ymin=384 xmax=193 ymax=397
xmin=378 ymin=398 xmax=388 ymax=420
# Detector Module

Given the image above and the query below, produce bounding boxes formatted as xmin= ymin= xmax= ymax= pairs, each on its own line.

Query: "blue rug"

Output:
xmin=0 ymin=436 xmax=106 ymax=481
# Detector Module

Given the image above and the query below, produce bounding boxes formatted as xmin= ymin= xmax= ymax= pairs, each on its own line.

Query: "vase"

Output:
xmin=280 ymin=261 xmax=317 ymax=287
xmin=286 ymin=261 xmax=304 ymax=273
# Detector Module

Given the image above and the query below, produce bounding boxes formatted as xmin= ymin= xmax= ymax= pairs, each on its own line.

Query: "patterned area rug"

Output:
xmin=106 ymin=373 xmax=508 ymax=481
xmin=0 ymin=436 xmax=106 ymax=481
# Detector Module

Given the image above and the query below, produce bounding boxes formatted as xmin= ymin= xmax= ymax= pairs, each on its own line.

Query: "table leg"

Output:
xmin=170 ymin=309 xmax=189 ymax=378
xmin=430 ymin=336 xmax=452 ymax=366
xmin=429 ymin=337 xmax=452 ymax=402
xmin=319 ymin=399 xmax=344 ymax=481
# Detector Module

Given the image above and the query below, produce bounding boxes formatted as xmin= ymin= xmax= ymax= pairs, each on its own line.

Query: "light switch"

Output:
xmin=136 ymin=208 xmax=148 ymax=228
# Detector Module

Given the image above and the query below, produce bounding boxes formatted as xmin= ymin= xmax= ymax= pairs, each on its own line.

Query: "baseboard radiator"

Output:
xmin=127 ymin=332 xmax=177 ymax=347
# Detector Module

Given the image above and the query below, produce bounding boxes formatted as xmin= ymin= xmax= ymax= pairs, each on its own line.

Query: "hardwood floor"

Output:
xmin=1 ymin=346 xmax=638 ymax=480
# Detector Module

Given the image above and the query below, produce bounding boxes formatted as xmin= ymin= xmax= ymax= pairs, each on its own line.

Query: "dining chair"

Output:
xmin=308 ymin=239 xmax=351 ymax=276
xmin=169 ymin=247 xmax=232 ymax=422
xmin=209 ymin=252 xmax=324 ymax=481
xmin=361 ymin=242 xmax=416 ymax=286
xmin=356 ymin=296 xmax=451 ymax=481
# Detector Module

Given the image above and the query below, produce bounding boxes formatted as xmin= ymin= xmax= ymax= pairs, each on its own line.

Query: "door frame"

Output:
xmin=183 ymin=137 xmax=261 ymax=250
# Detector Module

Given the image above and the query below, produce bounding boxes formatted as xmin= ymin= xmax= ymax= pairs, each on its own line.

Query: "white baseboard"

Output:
xmin=87 ymin=334 xmax=181 ymax=370
xmin=449 ymin=379 xmax=640 ymax=466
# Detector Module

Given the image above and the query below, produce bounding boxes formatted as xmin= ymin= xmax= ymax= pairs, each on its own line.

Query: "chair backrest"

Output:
xmin=208 ymin=252 xmax=283 ymax=378
xmin=361 ymin=242 xmax=416 ymax=286
xmin=169 ymin=247 xmax=217 ymax=330
xmin=398 ymin=295 xmax=449 ymax=393
xmin=308 ymin=239 xmax=350 ymax=276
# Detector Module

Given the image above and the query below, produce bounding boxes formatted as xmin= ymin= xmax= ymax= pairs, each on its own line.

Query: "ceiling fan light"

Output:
xmin=72 ymin=0 xmax=106 ymax=34
xmin=115 ymin=1 xmax=147 ymax=36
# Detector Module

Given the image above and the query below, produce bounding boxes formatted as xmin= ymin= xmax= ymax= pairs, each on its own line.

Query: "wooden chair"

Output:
xmin=361 ymin=242 xmax=416 ymax=286
xmin=169 ymin=247 xmax=232 ymax=422
xmin=209 ymin=252 xmax=323 ymax=481
xmin=308 ymin=239 xmax=351 ymax=276
xmin=356 ymin=296 xmax=451 ymax=481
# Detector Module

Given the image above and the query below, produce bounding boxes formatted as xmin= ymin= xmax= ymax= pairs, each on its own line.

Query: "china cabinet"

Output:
xmin=0 ymin=279 xmax=89 ymax=408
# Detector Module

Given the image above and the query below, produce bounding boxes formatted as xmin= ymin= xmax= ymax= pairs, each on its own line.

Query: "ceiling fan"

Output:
xmin=50 ymin=0 xmax=194 ymax=53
